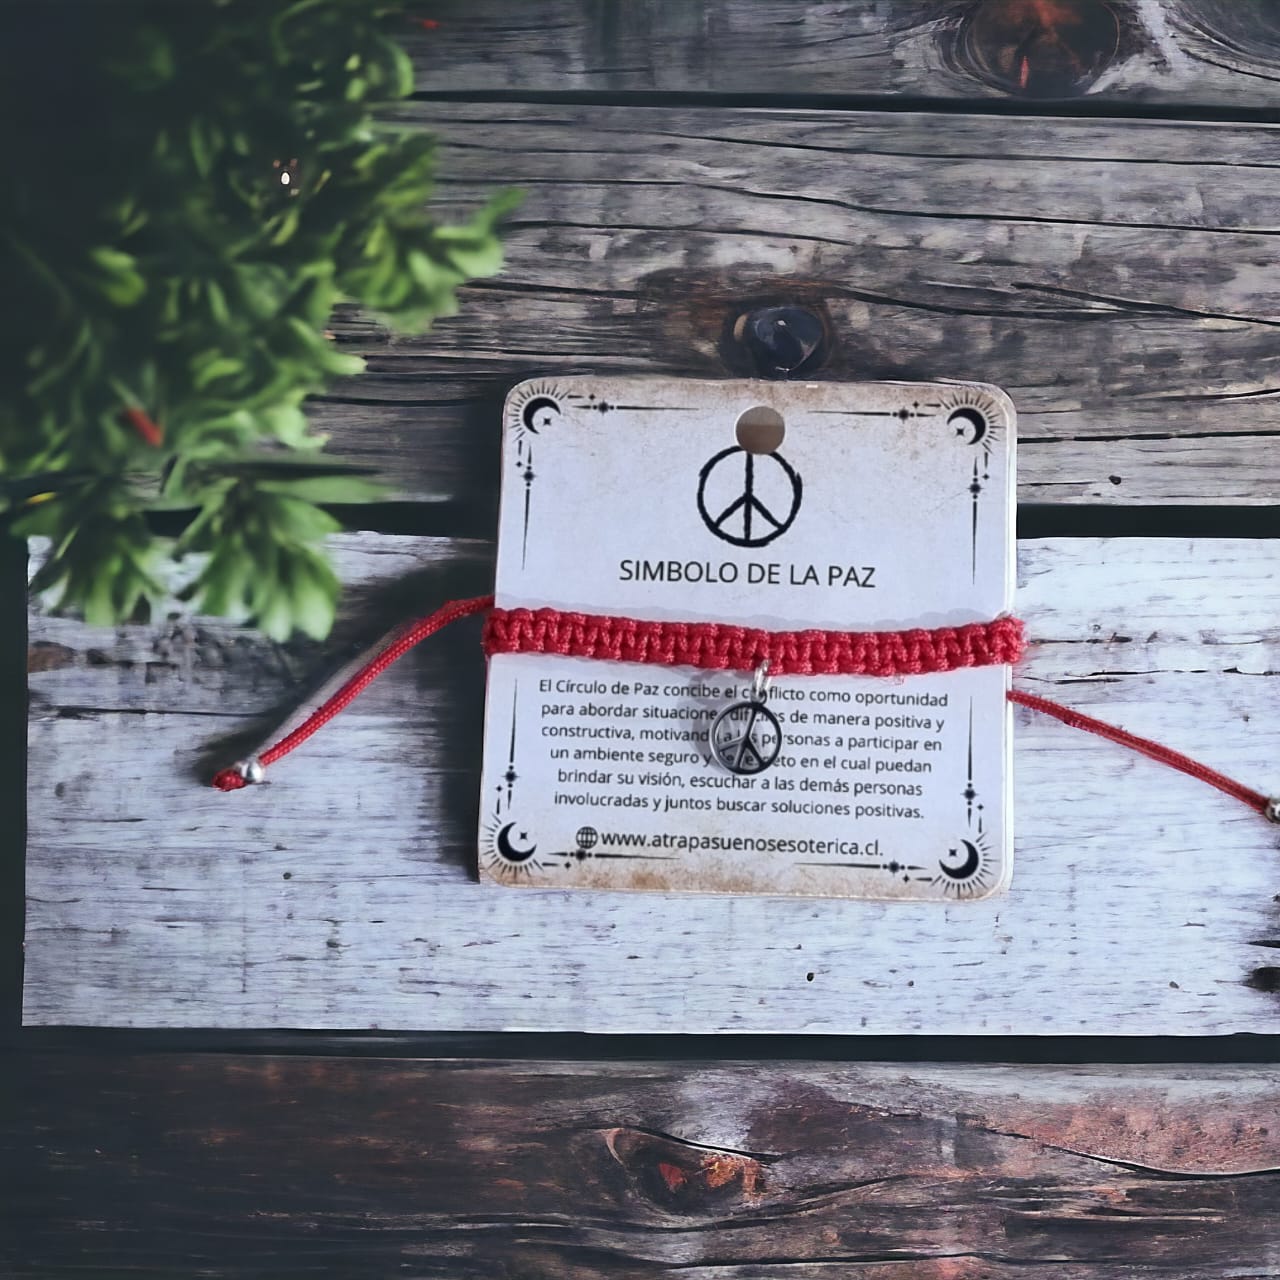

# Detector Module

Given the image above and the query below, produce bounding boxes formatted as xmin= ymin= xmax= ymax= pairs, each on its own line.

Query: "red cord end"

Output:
xmin=212 ymin=756 xmax=266 ymax=792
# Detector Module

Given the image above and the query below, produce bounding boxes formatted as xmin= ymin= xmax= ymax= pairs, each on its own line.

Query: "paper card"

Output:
xmin=478 ymin=378 xmax=1016 ymax=900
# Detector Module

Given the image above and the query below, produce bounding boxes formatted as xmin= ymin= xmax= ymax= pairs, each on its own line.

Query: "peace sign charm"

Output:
xmin=709 ymin=662 xmax=784 ymax=775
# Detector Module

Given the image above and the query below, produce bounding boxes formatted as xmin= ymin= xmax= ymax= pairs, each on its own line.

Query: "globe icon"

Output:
xmin=575 ymin=826 xmax=599 ymax=851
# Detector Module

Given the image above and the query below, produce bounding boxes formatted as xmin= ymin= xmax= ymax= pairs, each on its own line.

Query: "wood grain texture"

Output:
xmin=23 ymin=534 xmax=1280 ymax=1033
xmin=4 ymin=1055 xmax=1280 ymax=1277
xmin=313 ymin=102 xmax=1280 ymax=509
xmin=409 ymin=0 xmax=1280 ymax=105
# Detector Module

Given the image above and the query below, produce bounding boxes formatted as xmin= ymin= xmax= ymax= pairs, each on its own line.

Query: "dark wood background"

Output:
xmin=7 ymin=1 xmax=1280 ymax=1274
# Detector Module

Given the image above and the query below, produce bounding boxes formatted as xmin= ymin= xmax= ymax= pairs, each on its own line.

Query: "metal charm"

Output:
xmin=709 ymin=661 xmax=783 ymax=775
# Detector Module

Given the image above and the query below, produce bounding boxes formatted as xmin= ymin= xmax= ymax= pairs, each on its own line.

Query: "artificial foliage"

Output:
xmin=1 ymin=0 xmax=513 ymax=639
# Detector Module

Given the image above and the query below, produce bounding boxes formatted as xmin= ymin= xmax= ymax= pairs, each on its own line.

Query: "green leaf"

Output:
xmin=136 ymin=26 xmax=175 ymax=82
xmin=268 ymin=205 xmax=302 ymax=246
xmin=442 ymin=236 xmax=503 ymax=278
xmin=257 ymin=404 xmax=313 ymax=447
xmin=99 ymin=271 xmax=146 ymax=307
xmin=89 ymin=246 xmax=139 ymax=275
xmin=388 ymin=40 xmax=415 ymax=98
xmin=195 ymin=543 xmax=253 ymax=617
xmin=202 ymin=456 xmax=375 ymax=481
xmin=286 ymin=554 xmax=338 ymax=640
xmin=189 ymin=119 xmax=213 ymax=178
xmin=255 ymin=586 xmax=295 ymax=643
xmin=407 ymin=249 xmax=449 ymax=289
xmin=262 ymin=473 xmax=382 ymax=503
xmin=265 ymin=495 xmax=342 ymax=541
xmin=283 ymin=318 xmax=366 ymax=376
xmin=173 ymin=502 xmax=223 ymax=554
xmin=192 ymin=355 xmax=245 ymax=390
xmin=87 ymin=247 xmax=147 ymax=305
xmin=83 ymin=569 xmax=120 ymax=628
xmin=205 ymin=279 xmax=231 ymax=325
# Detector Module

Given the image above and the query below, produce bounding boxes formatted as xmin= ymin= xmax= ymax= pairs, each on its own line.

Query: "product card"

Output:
xmin=478 ymin=378 xmax=1016 ymax=900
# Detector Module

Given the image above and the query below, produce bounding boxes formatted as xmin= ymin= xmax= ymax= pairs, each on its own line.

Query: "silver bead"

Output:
xmin=237 ymin=757 xmax=266 ymax=785
xmin=1266 ymin=797 xmax=1280 ymax=824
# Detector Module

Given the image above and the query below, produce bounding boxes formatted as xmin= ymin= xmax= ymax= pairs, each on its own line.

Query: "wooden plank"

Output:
xmin=313 ymin=103 xmax=1280 ymax=509
xmin=5 ymin=1055 xmax=1280 ymax=1277
xmin=23 ymin=534 xmax=1280 ymax=1032
xmin=409 ymin=0 xmax=1280 ymax=108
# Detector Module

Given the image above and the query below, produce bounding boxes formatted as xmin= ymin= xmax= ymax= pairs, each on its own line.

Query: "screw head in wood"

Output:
xmin=732 ymin=306 xmax=827 ymax=378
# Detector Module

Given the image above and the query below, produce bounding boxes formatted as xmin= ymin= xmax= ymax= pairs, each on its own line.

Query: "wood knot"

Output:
xmin=727 ymin=305 xmax=829 ymax=379
xmin=1246 ymin=966 xmax=1280 ymax=994
xmin=27 ymin=641 xmax=77 ymax=673
xmin=1181 ymin=1 xmax=1280 ymax=59
xmin=953 ymin=0 xmax=1121 ymax=99
xmin=604 ymin=1127 xmax=767 ymax=1213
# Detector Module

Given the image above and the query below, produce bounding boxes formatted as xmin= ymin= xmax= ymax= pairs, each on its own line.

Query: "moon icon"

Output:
xmin=940 ymin=839 xmax=981 ymax=881
xmin=496 ymin=822 xmax=537 ymax=863
xmin=948 ymin=407 xmax=988 ymax=445
xmin=521 ymin=396 xmax=560 ymax=434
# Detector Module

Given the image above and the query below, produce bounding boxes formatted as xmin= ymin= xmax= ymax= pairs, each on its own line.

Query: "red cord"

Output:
xmin=212 ymin=596 xmax=1274 ymax=821
xmin=211 ymin=594 xmax=493 ymax=791
xmin=1007 ymin=689 xmax=1271 ymax=818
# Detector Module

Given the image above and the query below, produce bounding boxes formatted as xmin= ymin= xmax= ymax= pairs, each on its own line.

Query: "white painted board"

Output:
xmin=23 ymin=535 xmax=1280 ymax=1032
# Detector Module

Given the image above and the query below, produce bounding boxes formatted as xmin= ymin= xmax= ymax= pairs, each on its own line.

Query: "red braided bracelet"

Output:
xmin=212 ymin=602 xmax=1018 ymax=791
xmin=210 ymin=595 xmax=1279 ymax=822
xmin=482 ymin=606 xmax=1026 ymax=677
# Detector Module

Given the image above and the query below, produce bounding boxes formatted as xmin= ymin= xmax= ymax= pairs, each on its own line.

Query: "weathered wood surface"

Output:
xmin=24 ymin=534 xmax=1280 ymax=1032
xmin=314 ymin=103 xmax=1280 ymax=508
xmin=411 ymin=0 xmax=1280 ymax=107
xmin=5 ymin=1055 xmax=1280 ymax=1277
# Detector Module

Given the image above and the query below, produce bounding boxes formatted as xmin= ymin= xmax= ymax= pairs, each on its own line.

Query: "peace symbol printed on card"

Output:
xmin=696 ymin=446 xmax=803 ymax=548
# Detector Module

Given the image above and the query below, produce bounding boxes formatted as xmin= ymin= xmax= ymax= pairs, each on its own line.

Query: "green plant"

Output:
xmin=1 ymin=0 xmax=514 ymax=639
